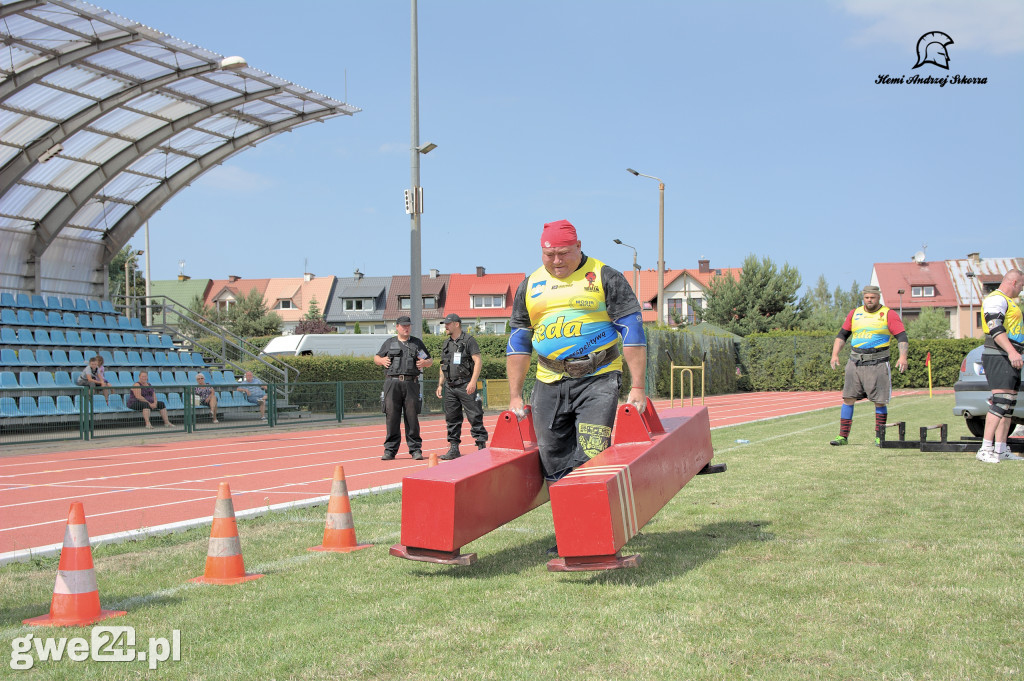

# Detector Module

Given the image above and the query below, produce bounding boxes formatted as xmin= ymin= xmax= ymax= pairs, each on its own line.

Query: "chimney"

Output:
xmin=304 ymin=272 xmax=314 ymax=282
xmin=967 ymin=252 xmax=981 ymax=267
xmin=429 ymin=268 xmax=439 ymax=278
xmin=227 ymin=275 xmax=241 ymax=283
xmin=353 ymin=268 xmax=363 ymax=280
xmin=698 ymin=258 xmax=710 ymax=274
xmin=476 ymin=266 xmax=486 ymax=277
xmin=177 ymin=274 xmax=191 ymax=282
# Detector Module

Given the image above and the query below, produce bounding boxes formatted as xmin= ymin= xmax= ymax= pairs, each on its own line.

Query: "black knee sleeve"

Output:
xmin=989 ymin=393 xmax=1017 ymax=419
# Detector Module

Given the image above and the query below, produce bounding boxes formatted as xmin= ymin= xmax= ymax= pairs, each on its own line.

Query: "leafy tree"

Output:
xmin=353 ymin=322 xmax=362 ymax=335
xmin=798 ymin=275 xmax=862 ymax=332
xmin=905 ymin=306 xmax=951 ymax=339
xmin=698 ymin=254 xmax=802 ymax=335
xmin=228 ymin=289 xmax=281 ymax=337
xmin=303 ymin=296 xmax=324 ymax=321
xmin=178 ymin=293 xmax=222 ymax=338
xmin=107 ymin=246 xmax=146 ymax=314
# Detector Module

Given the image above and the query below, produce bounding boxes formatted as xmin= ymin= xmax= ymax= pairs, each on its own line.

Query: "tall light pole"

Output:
xmin=613 ymin=239 xmax=640 ymax=297
xmin=627 ymin=168 xmax=666 ymax=324
xmin=144 ymin=220 xmax=152 ymax=327
xmin=897 ymin=289 xmax=904 ymax=319
xmin=965 ymin=269 xmax=976 ymax=338
xmin=409 ymin=0 xmax=422 ymax=335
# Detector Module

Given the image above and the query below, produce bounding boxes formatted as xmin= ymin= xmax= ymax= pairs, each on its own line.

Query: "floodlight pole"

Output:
xmin=409 ymin=0 xmax=422 ymax=335
xmin=627 ymin=168 xmax=666 ymax=325
xmin=144 ymin=220 xmax=152 ymax=327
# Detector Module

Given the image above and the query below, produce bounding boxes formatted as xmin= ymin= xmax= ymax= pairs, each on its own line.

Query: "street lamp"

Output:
xmin=613 ymin=239 xmax=641 ymax=297
xmin=626 ymin=167 xmax=666 ymax=325
xmin=965 ymin=269 xmax=976 ymax=338
xmin=897 ymin=289 xmax=904 ymax=318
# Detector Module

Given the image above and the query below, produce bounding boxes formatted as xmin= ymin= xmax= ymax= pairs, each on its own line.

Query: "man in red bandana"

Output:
xmin=507 ymin=219 xmax=647 ymax=484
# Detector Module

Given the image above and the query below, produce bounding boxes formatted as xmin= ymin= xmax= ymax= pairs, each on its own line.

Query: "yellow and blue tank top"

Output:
xmin=982 ymin=290 xmax=1024 ymax=351
xmin=524 ymin=257 xmax=622 ymax=383
xmin=850 ymin=305 xmax=894 ymax=350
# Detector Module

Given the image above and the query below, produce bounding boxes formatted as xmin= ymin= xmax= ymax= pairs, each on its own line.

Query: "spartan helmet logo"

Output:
xmin=913 ymin=31 xmax=954 ymax=70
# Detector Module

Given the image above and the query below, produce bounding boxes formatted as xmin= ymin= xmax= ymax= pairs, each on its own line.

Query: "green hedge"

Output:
xmin=740 ymin=332 xmax=979 ymax=391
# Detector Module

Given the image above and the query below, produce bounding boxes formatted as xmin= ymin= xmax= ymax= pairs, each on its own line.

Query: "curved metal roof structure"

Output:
xmin=0 ymin=0 xmax=360 ymax=296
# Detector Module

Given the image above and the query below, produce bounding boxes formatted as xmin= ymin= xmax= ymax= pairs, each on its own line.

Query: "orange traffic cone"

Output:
xmin=428 ymin=451 xmax=439 ymax=468
xmin=189 ymin=482 xmax=263 ymax=584
xmin=24 ymin=502 xmax=126 ymax=627
xmin=308 ymin=465 xmax=372 ymax=553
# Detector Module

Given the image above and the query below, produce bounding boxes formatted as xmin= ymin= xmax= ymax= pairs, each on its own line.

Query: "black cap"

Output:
xmin=443 ymin=313 xmax=461 ymax=324
xmin=396 ymin=315 xmax=412 ymax=325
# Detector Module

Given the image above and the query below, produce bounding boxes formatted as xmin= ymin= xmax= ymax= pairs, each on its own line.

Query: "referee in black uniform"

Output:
xmin=374 ymin=315 xmax=432 ymax=460
xmin=435 ymin=313 xmax=488 ymax=459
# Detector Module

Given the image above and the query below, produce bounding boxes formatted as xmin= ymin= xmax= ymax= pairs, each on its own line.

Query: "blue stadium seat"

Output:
xmin=0 ymin=292 xmax=15 ymax=308
xmin=37 ymin=396 xmax=59 ymax=416
xmin=126 ymin=351 xmax=143 ymax=366
xmin=117 ymin=370 xmax=134 ymax=386
xmin=117 ymin=316 xmax=132 ymax=330
xmin=47 ymin=310 xmax=64 ymax=327
xmin=190 ymin=352 xmax=204 ymax=366
xmin=166 ymin=392 xmax=184 ymax=411
xmin=49 ymin=330 xmax=67 ymax=345
xmin=199 ymin=370 xmax=214 ymax=383
xmin=73 ymin=298 xmax=89 ymax=312
xmin=101 ymin=300 xmax=116 ymax=314
xmin=99 ymin=350 xmax=114 ymax=366
xmin=146 ymin=371 xmax=162 ymax=386
xmin=65 ymin=329 xmax=82 ymax=346
xmin=31 ymin=294 xmax=46 ymax=309
xmin=16 ymin=293 xmax=31 ymax=308
xmin=176 ymin=352 xmax=193 ymax=367
xmin=152 ymin=352 xmax=168 ymax=367
xmin=155 ymin=392 xmax=168 ymax=407
xmin=79 ymin=331 xmax=95 ymax=346
xmin=38 ymin=372 xmax=56 ymax=388
xmin=113 ymin=350 xmax=129 ymax=366
xmin=68 ymin=350 xmax=85 ymax=366
xmin=77 ymin=314 xmax=98 ymax=329
xmin=16 ymin=309 xmax=31 ymax=325
xmin=0 ymin=327 xmax=14 ymax=344
xmin=130 ymin=317 xmax=144 ymax=331
xmin=60 ymin=297 xmax=76 ymax=311
xmin=56 ymin=395 xmax=76 ymax=415
xmin=1 ymin=309 xmax=16 ymax=325
xmin=88 ymin=299 xmax=101 ymax=313
xmin=159 ymin=370 xmax=175 ymax=386
xmin=46 ymin=296 xmax=61 ymax=310
xmin=0 ymin=371 xmax=17 ymax=388
xmin=121 ymin=333 xmax=139 ymax=347
xmin=160 ymin=334 xmax=173 ymax=349
xmin=209 ymin=370 xmax=225 ymax=385
xmin=17 ymin=328 xmax=35 ymax=345
xmin=2 ymin=348 xmax=22 ymax=366
xmin=108 ymin=332 xmax=125 ymax=347
xmin=103 ymin=316 xmax=119 ymax=330
xmin=165 ymin=352 xmax=181 ymax=367
xmin=186 ymin=371 xmax=198 ymax=384
xmin=147 ymin=334 xmax=163 ymax=349
xmin=19 ymin=371 xmax=38 ymax=389
xmin=140 ymin=351 xmax=156 ymax=367
xmin=18 ymin=396 xmax=40 ymax=417
xmin=50 ymin=350 xmax=69 ymax=366
xmin=33 ymin=329 xmax=51 ymax=345
xmin=31 ymin=310 xmax=47 ymax=326
xmin=62 ymin=312 xmax=79 ymax=329
xmin=0 ymin=396 xmax=20 ymax=418
xmin=173 ymin=370 xmax=189 ymax=385
xmin=55 ymin=372 xmax=73 ymax=387
xmin=92 ymin=395 xmax=112 ymax=413
xmin=18 ymin=349 xmax=36 ymax=365
xmin=35 ymin=349 xmax=55 ymax=366
xmin=218 ymin=391 xmax=238 ymax=407
xmin=222 ymin=370 xmax=238 ymax=384
xmin=94 ymin=332 xmax=110 ymax=346
xmin=106 ymin=394 xmax=131 ymax=412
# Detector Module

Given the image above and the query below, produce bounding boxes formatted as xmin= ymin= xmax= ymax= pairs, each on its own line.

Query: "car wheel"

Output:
xmin=965 ymin=416 xmax=985 ymax=438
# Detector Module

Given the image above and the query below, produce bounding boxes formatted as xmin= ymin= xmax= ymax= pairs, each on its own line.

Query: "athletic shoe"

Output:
xmin=829 ymin=436 xmax=848 ymax=446
xmin=998 ymin=450 xmax=1024 ymax=461
xmin=976 ymin=446 xmax=999 ymax=464
xmin=874 ymin=437 xmax=881 ymax=447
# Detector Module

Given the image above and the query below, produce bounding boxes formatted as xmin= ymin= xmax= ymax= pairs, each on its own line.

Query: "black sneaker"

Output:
xmin=475 ymin=440 xmax=487 ymax=450
xmin=439 ymin=445 xmax=461 ymax=461
xmin=381 ymin=453 xmax=396 ymax=461
xmin=410 ymin=451 xmax=424 ymax=461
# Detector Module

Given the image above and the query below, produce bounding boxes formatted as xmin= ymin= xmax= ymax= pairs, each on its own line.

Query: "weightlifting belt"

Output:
xmin=537 ymin=345 xmax=620 ymax=379
xmin=850 ymin=348 xmax=889 ymax=365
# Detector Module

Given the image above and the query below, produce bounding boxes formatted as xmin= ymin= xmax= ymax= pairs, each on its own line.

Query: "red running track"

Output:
xmin=0 ymin=390 xmax=932 ymax=559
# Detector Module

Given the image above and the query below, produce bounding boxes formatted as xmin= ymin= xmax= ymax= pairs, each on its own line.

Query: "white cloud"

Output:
xmin=197 ymin=164 xmax=276 ymax=193
xmin=842 ymin=0 xmax=1024 ymax=54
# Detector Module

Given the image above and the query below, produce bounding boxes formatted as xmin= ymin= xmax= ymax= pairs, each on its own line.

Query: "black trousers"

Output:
xmin=443 ymin=382 xmax=488 ymax=445
xmin=383 ymin=377 xmax=421 ymax=455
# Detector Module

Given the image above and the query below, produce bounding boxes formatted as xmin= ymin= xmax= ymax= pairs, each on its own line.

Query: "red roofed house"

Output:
xmin=384 ymin=270 xmax=449 ymax=333
xmin=624 ymin=259 xmax=742 ymax=325
xmin=945 ymin=254 xmax=1024 ymax=339
xmin=262 ymin=273 xmax=337 ymax=334
xmin=205 ymin=275 xmax=270 ymax=314
xmin=869 ymin=258 xmax=957 ymax=335
xmin=442 ymin=267 xmax=525 ymax=335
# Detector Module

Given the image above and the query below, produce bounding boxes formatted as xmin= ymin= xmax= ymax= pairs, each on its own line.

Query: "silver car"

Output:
xmin=952 ymin=345 xmax=1024 ymax=436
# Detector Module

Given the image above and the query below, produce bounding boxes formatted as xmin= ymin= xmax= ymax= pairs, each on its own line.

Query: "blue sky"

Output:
xmin=105 ymin=0 xmax=1023 ymax=294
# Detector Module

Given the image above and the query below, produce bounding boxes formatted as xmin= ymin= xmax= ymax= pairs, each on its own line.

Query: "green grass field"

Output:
xmin=2 ymin=394 xmax=1022 ymax=680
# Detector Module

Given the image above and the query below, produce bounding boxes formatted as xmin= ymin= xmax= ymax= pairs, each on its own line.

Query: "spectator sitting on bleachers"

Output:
xmin=195 ymin=374 xmax=219 ymax=424
xmin=127 ymin=371 xmax=173 ymax=429
xmin=237 ymin=371 xmax=267 ymax=420
xmin=75 ymin=356 xmax=111 ymax=395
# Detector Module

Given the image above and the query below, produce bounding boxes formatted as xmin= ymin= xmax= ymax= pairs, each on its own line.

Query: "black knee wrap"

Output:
xmin=989 ymin=393 xmax=1017 ymax=419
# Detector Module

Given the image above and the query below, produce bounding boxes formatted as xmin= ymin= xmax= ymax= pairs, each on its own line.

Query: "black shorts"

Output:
xmin=128 ymin=400 xmax=166 ymax=411
xmin=982 ymin=352 xmax=1021 ymax=393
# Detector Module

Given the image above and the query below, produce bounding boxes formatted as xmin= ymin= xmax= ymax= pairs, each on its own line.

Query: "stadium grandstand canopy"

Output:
xmin=0 ymin=0 xmax=360 ymax=297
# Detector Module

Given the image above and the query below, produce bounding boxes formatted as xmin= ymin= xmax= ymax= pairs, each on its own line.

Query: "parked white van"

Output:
xmin=261 ymin=334 xmax=386 ymax=358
